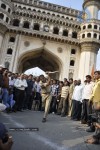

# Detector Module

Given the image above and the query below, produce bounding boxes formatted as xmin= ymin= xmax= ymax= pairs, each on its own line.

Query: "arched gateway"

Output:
xmin=18 ymin=48 xmax=62 ymax=79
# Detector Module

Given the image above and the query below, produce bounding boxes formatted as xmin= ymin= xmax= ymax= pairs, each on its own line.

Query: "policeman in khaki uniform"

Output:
xmin=40 ymin=75 xmax=51 ymax=122
xmin=40 ymin=71 xmax=59 ymax=122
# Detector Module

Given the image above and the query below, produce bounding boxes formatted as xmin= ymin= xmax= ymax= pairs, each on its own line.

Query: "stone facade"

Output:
xmin=0 ymin=0 xmax=100 ymax=81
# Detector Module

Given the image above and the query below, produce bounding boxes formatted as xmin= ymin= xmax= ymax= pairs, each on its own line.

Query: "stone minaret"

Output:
xmin=0 ymin=0 xmax=13 ymax=64
xmin=78 ymin=0 xmax=100 ymax=81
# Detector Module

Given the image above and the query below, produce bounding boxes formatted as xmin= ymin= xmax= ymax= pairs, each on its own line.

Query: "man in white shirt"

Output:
xmin=81 ymin=75 xmax=94 ymax=124
xmin=14 ymin=74 xmax=28 ymax=111
xmin=71 ymin=79 xmax=83 ymax=121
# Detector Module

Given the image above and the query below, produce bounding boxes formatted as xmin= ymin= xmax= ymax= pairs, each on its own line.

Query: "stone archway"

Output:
xmin=18 ymin=49 xmax=62 ymax=79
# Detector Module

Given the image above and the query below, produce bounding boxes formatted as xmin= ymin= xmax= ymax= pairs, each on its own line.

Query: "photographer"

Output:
xmin=0 ymin=123 xmax=13 ymax=150
xmin=85 ymin=114 xmax=100 ymax=144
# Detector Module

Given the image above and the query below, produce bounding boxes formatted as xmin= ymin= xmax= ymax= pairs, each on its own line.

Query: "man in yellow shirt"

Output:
xmin=87 ymin=71 xmax=100 ymax=132
xmin=90 ymin=71 xmax=100 ymax=110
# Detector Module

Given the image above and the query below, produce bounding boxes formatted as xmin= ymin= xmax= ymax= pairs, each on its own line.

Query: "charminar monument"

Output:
xmin=0 ymin=0 xmax=100 ymax=81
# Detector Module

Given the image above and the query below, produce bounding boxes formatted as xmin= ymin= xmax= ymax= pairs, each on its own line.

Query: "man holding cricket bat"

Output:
xmin=40 ymin=71 xmax=59 ymax=122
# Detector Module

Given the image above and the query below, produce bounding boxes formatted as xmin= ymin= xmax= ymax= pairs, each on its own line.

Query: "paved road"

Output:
xmin=0 ymin=111 xmax=99 ymax=150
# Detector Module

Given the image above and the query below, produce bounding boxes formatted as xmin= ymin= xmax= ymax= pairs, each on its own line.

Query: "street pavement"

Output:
xmin=0 ymin=110 xmax=100 ymax=150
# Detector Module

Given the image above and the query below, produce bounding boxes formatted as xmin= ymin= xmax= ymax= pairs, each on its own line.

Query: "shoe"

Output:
xmin=61 ymin=114 xmax=66 ymax=117
xmin=86 ymin=128 xmax=95 ymax=132
xmin=42 ymin=118 xmax=46 ymax=123
xmin=81 ymin=120 xmax=87 ymax=124
xmin=56 ymin=113 xmax=61 ymax=115
xmin=73 ymin=118 xmax=78 ymax=121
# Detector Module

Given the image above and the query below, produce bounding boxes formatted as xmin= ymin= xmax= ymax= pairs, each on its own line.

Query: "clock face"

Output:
xmin=44 ymin=25 xmax=49 ymax=32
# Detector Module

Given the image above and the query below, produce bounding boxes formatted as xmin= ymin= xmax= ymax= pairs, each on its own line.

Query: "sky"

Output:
xmin=26 ymin=0 xmax=100 ymax=75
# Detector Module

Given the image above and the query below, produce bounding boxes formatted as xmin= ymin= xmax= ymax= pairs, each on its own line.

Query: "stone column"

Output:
xmin=78 ymin=43 xmax=100 ymax=82
xmin=12 ymin=34 xmax=22 ymax=73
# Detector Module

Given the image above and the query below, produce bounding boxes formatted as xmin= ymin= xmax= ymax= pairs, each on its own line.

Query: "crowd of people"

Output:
xmin=0 ymin=64 xmax=100 ymax=148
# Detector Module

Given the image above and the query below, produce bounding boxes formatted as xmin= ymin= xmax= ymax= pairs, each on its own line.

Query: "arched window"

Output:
xmin=52 ymin=14 xmax=55 ymax=16
xmin=5 ymin=62 xmax=9 ymax=69
xmin=63 ymin=30 xmax=68 ymax=36
xmin=66 ymin=17 xmax=69 ymax=19
xmin=70 ymin=60 xmax=75 ymax=66
xmin=83 ymin=26 xmax=86 ymax=30
xmin=87 ymin=33 xmax=91 ymax=38
xmin=33 ymin=9 xmax=36 ymax=11
xmin=33 ymin=23 xmax=40 ymax=30
xmin=28 ymin=8 xmax=31 ymax=11
xmin=9 ymin=37 xmax=15 ymax=42
xmin=23 ymin=21 xmax=30 ymax=28
xmin=70 ymin=18 xmax=73 ymax=20
xmin=18 ymin=6 xmax=21 ymax=9
xmin=1 ymin=4 xmax=6 ymax=9
xmin=0 ymin=13 xmax=4 ymax=19
xmin=23 ymin=7 xmax=26 ymax=10
xmin=94 ymin=33 xmax=97 ymax=38
xmin=82 ymin=34 xmax=85 ymax=38
xmin=62 ymin=16 xmax=64 ymax=18
xmin=94 ymin=25 xmax=97 ymax=29
xmin=88 ymin=24 xmax=92 ymax=29
xmin=7 ymin=48 xmax=13 ymax=55
xmin=71 ymin=49 xmax=76 ymax=55
xmin=53 ymin=27 xmax=59 ymax=35
xmin=6 ymin=17 xmax=9 ymax=23
xmin=72 ymin=32 xmax=77 ymax=38
xmin=8 ymin=8 xmax=11 ymax=13
xmin=57 ymin=15 xmax=60 ymax=17
xmin=42 ymin=11 xmax=46 ymax=14
xmin=13 ymin=19 xmax=20 ymax=26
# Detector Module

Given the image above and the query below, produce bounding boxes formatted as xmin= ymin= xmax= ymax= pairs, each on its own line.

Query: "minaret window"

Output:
xmin=94 ymin=33 xmax=97 ymax=38
xmin=13 ymin=19 xmax=20 ymax=26
xmin=6 ymin=17 xmax=9 ymax=23
xmin=33 ymin=23 xmax=40 ymax=30
xmin=82 ymin=34 xmax=85 ymax=38
xmin=1 ymin=4 xmax=6 ymax=9
xmin=9 ymin=37 xmax=15 ymax=42
xmin=63 ymin=30 xmax=68 ymax=37
xmin=72 ymin=32 xmax=77 ymax=39
xmin=23 ymin=21 xmax=30 ymax=29
xmin=8 ymin=8 xmax=11 ymax=13
xmin=94 ymin=25 xmax=97 ymax=29
xmin=0 ymin=13 xmax=4 ymax=19
xmin=71 ymin=49 xmax=76 ymax=55
xmin=88 ymin=24 xmax=92 ymax=29
xmin=99 ymin=35 xmax=100 ymax=40
xmin=53 ymin=27 xmax=59 ymax=35
xmin=87 ymin=33 xmax=91 ymax=38
xmin=83 ymin=26 xmax=86 ymax=30
xmin=70 ymin=60 xmax=75 ymax=66
xmin=7 ymin=48 xmax=13 ymax=55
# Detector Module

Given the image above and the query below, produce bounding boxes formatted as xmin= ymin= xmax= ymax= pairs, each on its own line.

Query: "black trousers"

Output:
xmin=15 ymin=89 xmax=25 ymax=110
xmin=27 ymin=94 xmax=34 ymax=110
xmin=50 ymin=96 xmax=57 ymax=113
xmin=81 ymin=99 xmax=89 ymax=122
xmin=35 ymin=92 xmax=42 ymax=111
xmin=71 ymin=100 xmax=82 ymax=120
